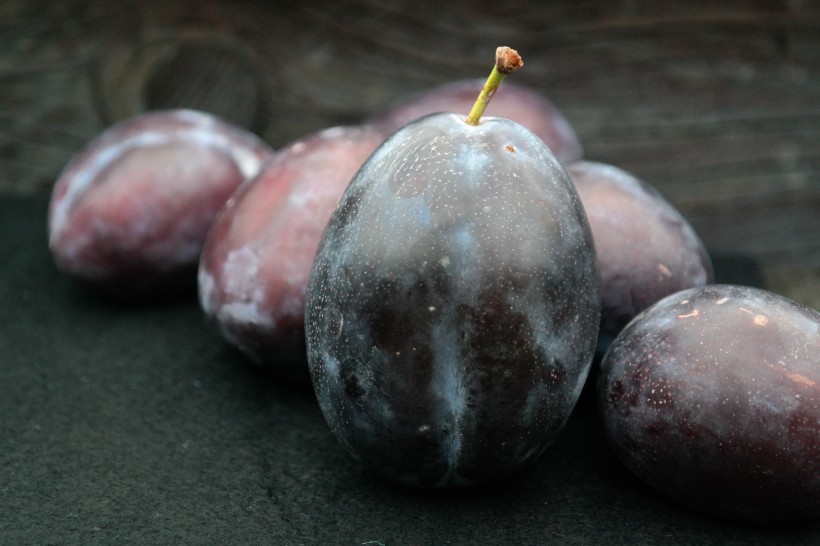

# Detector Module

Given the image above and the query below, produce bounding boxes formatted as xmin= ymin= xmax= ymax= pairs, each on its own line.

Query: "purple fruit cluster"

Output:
xmin=45 ymin=73 xmax=817 ymax=522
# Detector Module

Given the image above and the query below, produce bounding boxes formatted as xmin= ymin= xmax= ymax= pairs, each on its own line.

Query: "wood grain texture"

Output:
xmin=1 ymin=0 xmax=818 ymax=304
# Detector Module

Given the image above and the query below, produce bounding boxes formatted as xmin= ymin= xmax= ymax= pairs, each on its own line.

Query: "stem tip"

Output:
xmin=495 ymin=47 xmax=523 ymax=75
xmin=465 ymin=46 xmax=524 ymax=126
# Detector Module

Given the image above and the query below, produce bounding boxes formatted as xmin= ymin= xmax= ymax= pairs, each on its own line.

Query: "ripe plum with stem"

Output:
xmin=306 ymin=48 xmax=600 ymax=488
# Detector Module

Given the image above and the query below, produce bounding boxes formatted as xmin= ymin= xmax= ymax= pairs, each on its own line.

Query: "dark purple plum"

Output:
xmin=368 ymin=78 xmax=583 ymax=164
xmin=48 ymin=109 xmax=274 ymax=298
xmin=566 ymin=161 xmax=713 ymax=336
xmin=305 ymin=108 xmax=600 ymax=488
xmin=598 ymin=284 xmax=819 ymax=522
xmin=198 ymin=126 xmax=384 ymax=382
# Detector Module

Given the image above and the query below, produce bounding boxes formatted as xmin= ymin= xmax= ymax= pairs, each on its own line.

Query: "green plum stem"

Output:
xmin=465 ymin=46 xmax=523 ymax=126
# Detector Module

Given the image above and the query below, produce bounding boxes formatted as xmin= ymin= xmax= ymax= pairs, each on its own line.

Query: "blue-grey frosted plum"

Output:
xmin=306 ymin=112 xmax=600 ymax=488
xmin=598 ymin=284 xmax=819 ymax=522
xmin=368 ymin=78 xmax=583 ymax=164
xmin=566 ymin=161 xmax=713 ymax=336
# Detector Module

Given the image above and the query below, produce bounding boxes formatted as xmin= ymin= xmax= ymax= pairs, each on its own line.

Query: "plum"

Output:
xmin=566 ymin=161 xmax=713 ymax=337
xmin=306 ymin=48 xmax=600 ymax=488
xmin=598 ymin=284 xmax=820 ymax=522
xmin=198 ymin=125 xmax=385 ymax=382
xmin=48 ymin=109 xmax=274 ymax=298
xmin=368 ymin=78 xmax=583 ymax=164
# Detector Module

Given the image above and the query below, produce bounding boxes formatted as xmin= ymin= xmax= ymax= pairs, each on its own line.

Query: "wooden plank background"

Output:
xmin=0 ymin=0 xmax=817 ymax=306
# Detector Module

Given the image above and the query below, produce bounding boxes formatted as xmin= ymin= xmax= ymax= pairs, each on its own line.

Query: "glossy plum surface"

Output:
xmin=48 ymin=109 xmax=274 ymax=298
xmin=567 ymin=161 xmax=713 ymax=336
xmin=598 ymin=284 xmax=820 ymax=522
xmin=199 ymin=126 xmax=384 ymax=382
xmin=306 ymin=113 xmax=600 ymax=488
xmin=368 ymin=78 xmax=583 ymax=164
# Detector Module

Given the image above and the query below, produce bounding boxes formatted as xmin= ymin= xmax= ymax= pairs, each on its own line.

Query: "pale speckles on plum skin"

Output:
xmin=306 ymin=113 xmax=600 ymax=488
xmin=368 ymin=78 xmax=584 ymax=165
xmin=598 ymin=284 xmax=820 ymax=522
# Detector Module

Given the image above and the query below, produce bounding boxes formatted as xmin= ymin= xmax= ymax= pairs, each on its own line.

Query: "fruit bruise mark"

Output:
xmin=787 ymin=372 xmax=816 ymax=387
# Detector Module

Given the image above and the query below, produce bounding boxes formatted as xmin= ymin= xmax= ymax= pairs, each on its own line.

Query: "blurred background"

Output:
xmin=1 ymin=0 xmax=818 ymax=306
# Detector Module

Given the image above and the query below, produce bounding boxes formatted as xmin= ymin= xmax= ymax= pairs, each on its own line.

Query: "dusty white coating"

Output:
xmin=428 ymin=298 xmax=469 ymax=486
xmin=306 ymin=113 xmax=600 ymax=487
xmin=49 ymin=110 xmax=269 ymax=247
xmin=49 ymin=134 xmax=160 ymax=245
xmin=352 ymin=116 xmax=580 ymax=274
xmin=196 ymin=124 xmax=385 ymax=376
xmin=155 ymin=109 xmax=268 ymax=179
xmin=212 ymin=246 xmax=273 ymax=327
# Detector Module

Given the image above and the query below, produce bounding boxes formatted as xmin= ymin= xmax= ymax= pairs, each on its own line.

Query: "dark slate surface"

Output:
xmin=2 ymin=196 xmax=818 ymax=544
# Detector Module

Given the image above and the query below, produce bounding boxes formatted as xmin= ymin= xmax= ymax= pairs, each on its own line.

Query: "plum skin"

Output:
xmin=48 ymin=109 xmax=274 ymax=298
xmin=306 ymin=113 xmax=600 ymax=488
xmin=198 ymin=126 xmax=385 ymax=382
xmin=598 ymin=284 xmax=820 ymax=522
xmin=566 ymin=161 xmax=714 ymax=337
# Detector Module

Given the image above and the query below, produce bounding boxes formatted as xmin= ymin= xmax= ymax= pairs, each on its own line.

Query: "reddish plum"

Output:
xmin=598 ymin=284 xmax=819 ymax=522
xmin=48 ymin=109 xmax=274 ymax=298
xmin=368 ymin=78 xmax=583 ymax=164
xmin=566 ymin=161 xmax=713 ymax=336
xmin=198 ymin=125 xmax=384 ymax=382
